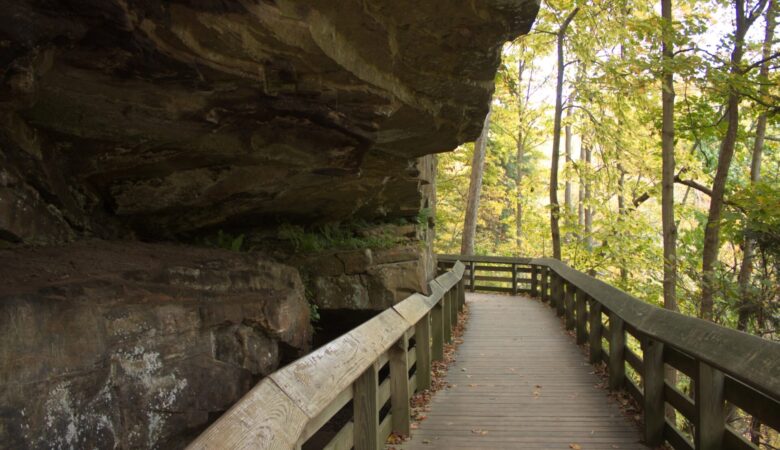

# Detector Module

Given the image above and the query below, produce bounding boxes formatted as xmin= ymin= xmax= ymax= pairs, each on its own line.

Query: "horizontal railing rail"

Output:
xmin=438 ymin=254 xmax=780 ymax=450
xmin=188 ymin=261 xmax=466 ymax=450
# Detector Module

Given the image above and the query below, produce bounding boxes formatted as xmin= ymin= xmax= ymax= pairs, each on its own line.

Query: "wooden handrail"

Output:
xmin=188 ymin=261 xmax=466 ymax=450
xmin=438 ymin=254 xmax=780 ymax=450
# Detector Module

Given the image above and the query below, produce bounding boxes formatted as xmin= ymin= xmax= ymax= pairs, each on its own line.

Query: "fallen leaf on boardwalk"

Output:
xmin=569 ymin=444 xmax=582 ymax=449
xmin=471 ymin=429 xmax=488 ymax=435
xmin=410 ymin=423 xmax=419 ymax=429
xmin=461 ymin=368 xmax=467 ymax=371
xmin=422 ymin=439 xmax=431 ymax=444
xmin=468 ymin=384 xmax=477 ymax=387
xmin=535 ymin=384 xmax=543 ymax=388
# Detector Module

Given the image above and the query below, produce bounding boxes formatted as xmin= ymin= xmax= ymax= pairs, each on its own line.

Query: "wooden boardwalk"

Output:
xmin=397 ymin=293 xmax=649 ymax=450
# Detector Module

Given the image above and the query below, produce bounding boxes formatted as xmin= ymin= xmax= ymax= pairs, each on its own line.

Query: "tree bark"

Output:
xmin=701 ymin=0 xmax=762 ymax=320
xmin=461 ymin=107 xmax=492 ymax=256
xmin=584 ymin=143 xmax=593 ymax=251
xmin=550 ymin=7 xmax=579 ymax=261
xmin=565 ymin=106 xmax=573 ymax=219
xmin=661 ymin=0 xmax=679 ymax=313
xmin=516 ymin=58 xmax=528 ymax=254
xmin=737 ymin=0 xmax=775 ymax=331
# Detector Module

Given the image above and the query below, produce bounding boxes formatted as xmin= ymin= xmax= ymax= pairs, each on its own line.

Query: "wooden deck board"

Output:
xmin=395 ymin=293 xmax=648 ymax=450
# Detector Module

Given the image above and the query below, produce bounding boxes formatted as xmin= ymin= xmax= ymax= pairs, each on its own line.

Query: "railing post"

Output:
xmin=564 ymin=281 xmax=575 ymax=330
xmin=541 ymin=267 xmax=549 ymax=302
xmin=531 ymin=265 xmax=539 ymax=297
xmin=449 ymin=288 xmax=458 ymax=331
xmin=642 ymin=338 xmax=665 ymax=446
xmin=511 ymin=263 xmax=518 ymax=295
xmin=554 ymin=275 xmax=565 ymax=317
xmin=696 ymin=361 xmax=725 ymax=450
xmin=457 ymin=278 xmax=465 ymax=311
xmin=415 ymin=312 xmax=432 ymax=391
xmin=354 ymin=361 xmax=379 ymax=450
xmin=469 ymin=261 xmax=476 ymax=292
xmin=442 ymin=289 xmax=452 ymax=344
xmin=588 ymin=300 xmax=603 ymax=364
xmin=389 ymin=333 xmax=411 ymax=436
xmin=608 ymin=311 xmax=625 ymax=390
xmin=575 ymin=289 xmax=587 ymax=345
xmin=431 ymin=298 xmax=444 ymax=361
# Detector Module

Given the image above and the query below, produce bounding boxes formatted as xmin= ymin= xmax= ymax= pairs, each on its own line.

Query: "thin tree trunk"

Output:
xmin=550 ymin=7 xmax=579 ymax=261
xmin=578 ymin=143 xmax=585 ymax=228
xmin=461 ymin=107 xmax=492 ymax=256
xmin=701 ymin=0 xmax=761 ymax=320
xmin=737 ymin=0 xmax=775 ymax=331
xmin=661 ymin=0 xmax=679 ymax=313
xmin=516 ymin=57 xmax=529 ymax=254
xmin=584 ymin=143 xmax=593 ymax=251
xmin=617 ymin=167 xmax=628 ymax=284
xmin=565 ymin=106 xmax=573 ymax=218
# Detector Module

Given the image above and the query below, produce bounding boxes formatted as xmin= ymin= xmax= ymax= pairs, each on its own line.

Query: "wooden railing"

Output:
xmin=438 ymin=254 xmax=780 ymax=450
xmin=188 ymin=261 xmax=466 ymax=450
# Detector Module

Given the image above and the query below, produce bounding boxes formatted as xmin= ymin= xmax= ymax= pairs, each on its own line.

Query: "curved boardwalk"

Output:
xmin=397 ymin=293 xmax=648 ymax=450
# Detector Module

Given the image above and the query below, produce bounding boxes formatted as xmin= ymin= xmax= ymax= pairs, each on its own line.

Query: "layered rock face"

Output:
xmin=0 ymin=0 xmax=538 ymax=448
xmin=0 ymin=0 xmax=537 ymax=243
xmin=0 ymin=241 xmax=311 ymax=448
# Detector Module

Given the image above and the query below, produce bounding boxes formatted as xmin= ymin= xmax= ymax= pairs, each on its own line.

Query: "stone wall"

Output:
xmin=0 ymin=0 xmax=539 ymax=447
xmin=0 ymin=241 xmax=310 ymax=449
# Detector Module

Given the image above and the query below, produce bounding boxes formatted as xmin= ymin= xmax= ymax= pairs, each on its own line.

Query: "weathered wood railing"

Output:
xmin=438 ymin=254 xmax=780 ymax=450
xmin=188 ymin=262 xmax=465 ymax=450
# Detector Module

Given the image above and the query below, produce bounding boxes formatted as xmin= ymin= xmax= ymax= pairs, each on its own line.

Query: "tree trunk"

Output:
xmin=584 ymin=143 xmax=593 ymax=251
xmin=737 ymin=0 xmax=775 ymax=331
xmin=550 ymin=7 xmax=579 ymax=261
xmin=701 ymin=0 xmax=756 ymax=320
xmin=617 ymin=167 xmax=628 ymax=284
xmin=661 ymin=0 xmax=679 ymax=313
xmin=461 ymin=107 xmax=492 ymax=256
xmin=565 ymin=107 xmax=573 ymax=218
xmin=578 ymin=143 xmax=585 ymax=228
xmin=516 ymin=58 xmax=528 ymax=254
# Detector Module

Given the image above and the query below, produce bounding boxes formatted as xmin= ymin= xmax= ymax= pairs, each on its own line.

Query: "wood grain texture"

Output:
xmin=396 ymin=293 xmax=648 ymax=450
xmin=187 ymin=379 xmax=307 ymax=450
xmin=390 ymin=335 xmax=411 ymax=435
xmin=354 ymin=362 xmax=379 ymax=450
xmin=271 ymin=308 xmax=408 ymax=418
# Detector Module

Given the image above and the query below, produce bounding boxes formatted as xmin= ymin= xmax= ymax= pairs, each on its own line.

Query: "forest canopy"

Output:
xmin=436 ymin=0 xmax=778 ymax=338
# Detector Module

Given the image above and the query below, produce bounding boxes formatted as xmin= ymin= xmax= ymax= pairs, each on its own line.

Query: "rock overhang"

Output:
xmin=0 ymin=0 xmax=539 ymax=242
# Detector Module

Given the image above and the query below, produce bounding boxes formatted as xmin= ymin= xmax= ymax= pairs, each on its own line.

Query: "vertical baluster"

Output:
xmin=442 ymin=289 xmax=452 ymax=344
xmin=541 ymin=267 xmax=549 ymax=302
xmin=531 ymin=265 xmax=539 ymax=297
xmin=449 ymin=288 xmax=458 ymax=331
xmin=588 ymin=300 xmax=603 ymax=364
xmin=642 ymin=338 xmax=665 ymax=446
xmin=389 ymin=334 xmax=411 ymax=436
xmin=415 ymin=313 xmax=432 ymax=391
xmin=608 ymin=311 xmax=625 ymax=390
xmin=354 ymin=361 xmax=379 ymax=450
xmin=431 ymin=298 xmax=444 ymax=361
xmin=512 ymin=263 xmax=518 ymax=295
xmin=696 ymin=361 xmax=725 ymax=450
xmin=469 ymin=261 xmax=476 ymax=292
xmin=555 ymin=275 xmax=565 ymax=317
xmin=458 ymin=278 xmax=465 ymax=311
xmin=575 ymin=289 xmax=587 ymax=345
xmin=564 ymin=282 xmax=575 ymax=330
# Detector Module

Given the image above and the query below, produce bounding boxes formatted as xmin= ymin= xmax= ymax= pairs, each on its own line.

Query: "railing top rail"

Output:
xmin=438 ymin=254 xmax=780 ymax=404
xmin=438 ymin=254 xmax=533 ymax=264
xmin=188 ymin=261 xmax=465 ymax=450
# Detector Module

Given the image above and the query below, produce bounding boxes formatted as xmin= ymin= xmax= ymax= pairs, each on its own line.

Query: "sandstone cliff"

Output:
xmin=0 ymin=0 xmax=539 ymax=447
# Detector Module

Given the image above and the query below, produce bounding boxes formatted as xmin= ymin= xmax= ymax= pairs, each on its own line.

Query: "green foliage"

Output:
xmin=202 ymin=230 xmax=246 ymax=252
xmin=277 ymin=223 xmax=401 ymax=253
